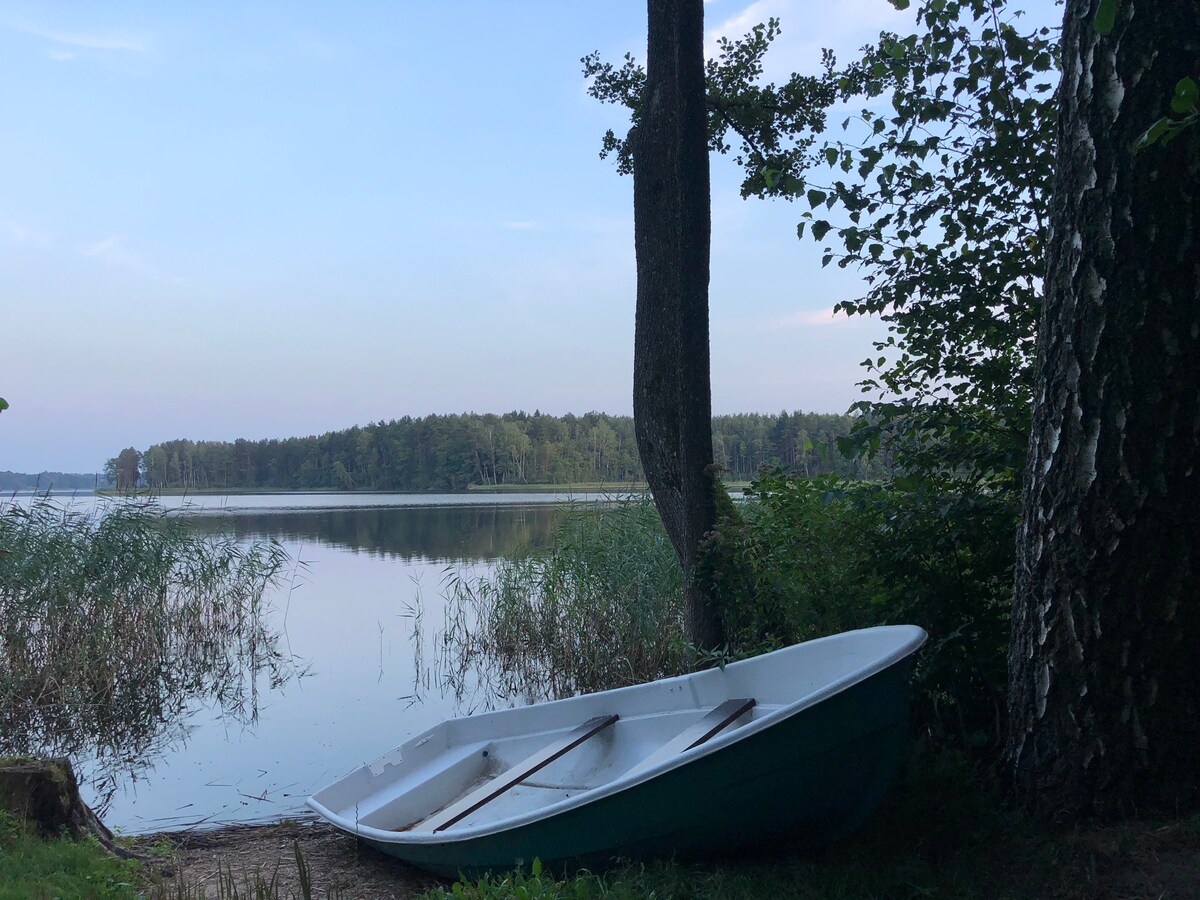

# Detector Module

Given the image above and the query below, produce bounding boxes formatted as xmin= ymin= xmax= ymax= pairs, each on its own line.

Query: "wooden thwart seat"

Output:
xmin=625 ymin=698 xmax=756 ymax=778
xmin=415 ymin=714 xmax=619 ymax=833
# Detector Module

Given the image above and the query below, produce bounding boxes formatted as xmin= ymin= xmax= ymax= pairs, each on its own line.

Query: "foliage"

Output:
xmin=0 ymin=495 xmax=300 ymax=803
xmin=120 ymin=411 xmax=880 ymax=493
xmin=104 ymin=448 xmax=143 ymax=492
xmin=438 ymin=495 xmax=687 ymax=705
xmin=582 ymin=15 xmax=1053 ymax=568
xmin=583 ymin=19 xmax=835 ymax=193
xmin=585 ymin=6 xmax=1052 ymax=748
xmin=0 ymin=810 xmax=141 ymax=900
xmin=703 ymin=470 xmax=1013 ymax=750
xmin=587 ymin=0 xmax=1058 ymax=488
xmin=1135 ymin=75 xmax=1200 ymax=150
xmin=701 ymin=471 xmax=884 ymax=655
xmin=793 ymin=0 xmax=1057 ymax=492
xmin=769 ymin=0 xmax=1054 ymax=751
xmin=441 ymin=471 xmax=1011 ymax=750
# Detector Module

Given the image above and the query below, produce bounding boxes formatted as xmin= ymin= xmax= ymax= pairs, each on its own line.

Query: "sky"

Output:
xmin=1 ymin=0 xmax=923 ymax=473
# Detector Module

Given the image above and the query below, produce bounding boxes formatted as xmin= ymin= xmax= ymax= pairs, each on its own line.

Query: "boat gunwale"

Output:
xmin=306 ymin=624 xmax=927 ymax=846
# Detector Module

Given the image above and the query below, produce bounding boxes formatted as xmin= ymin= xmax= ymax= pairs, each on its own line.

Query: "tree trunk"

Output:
xmin=0 ymin=757 xmax=134 ymax=857
xmin=1008 ymin=0 xmax=1200 ymax=818
xmin=632 ymin=0 xmax=724 ymax=649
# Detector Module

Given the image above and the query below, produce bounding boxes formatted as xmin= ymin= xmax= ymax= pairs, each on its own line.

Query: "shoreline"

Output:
xmin=127 ymin=806 xmax=1200 ymax=899
xmin=96 ymin=483 xmax=652 ymax=497
xmin=132 ymin=818 xmax=440 ymax=898
xmin=96 ymin=481 xmax=753 ymax=498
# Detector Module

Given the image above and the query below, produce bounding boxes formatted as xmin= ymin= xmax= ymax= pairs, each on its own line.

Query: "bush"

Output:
xmin=720 ymin=470 xmax=1015 ymax=752
xmin=442 ymin=472 xmax=1014 ymax=754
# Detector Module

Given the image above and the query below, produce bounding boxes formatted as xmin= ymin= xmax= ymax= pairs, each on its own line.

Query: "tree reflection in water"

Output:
xmin=184 ymin=503 xmax=562 ymax=564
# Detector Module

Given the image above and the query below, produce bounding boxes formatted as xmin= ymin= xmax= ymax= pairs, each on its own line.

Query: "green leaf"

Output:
xmin=1093 ymin=0 xmax=1118 ymax=35
xmin=796 ymin=221 xmax=806 ymax=240
xmin=824 ymin=147 xmax=839 ymax=166
xmin=806 ymin=189 xmax=828 ymax=208
xmin=889 ymin=0 xmax=911 ymax=8
xmin=1134 ymin=117 xmax=1170 ymax=150
xmin=763 ymin=167 xmax=781 ymax=189
xmin=0 ymin=397 xmax=7 ymax=413
xmin=812 ymin=220 xmax=832 ymax=241
xmin=1171 ymin=77 xmax=1199 ymax=115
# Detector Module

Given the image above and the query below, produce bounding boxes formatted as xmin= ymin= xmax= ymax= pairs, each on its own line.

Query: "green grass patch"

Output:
xmin=0 ymin=812 xmax=141 ymax=900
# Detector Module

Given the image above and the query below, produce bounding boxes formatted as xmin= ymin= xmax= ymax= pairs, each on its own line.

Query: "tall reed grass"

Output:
xmin=0 ymin=494 xmax=302 ymax=803
xmin=438 ymin=495 xmax=687 ymax=703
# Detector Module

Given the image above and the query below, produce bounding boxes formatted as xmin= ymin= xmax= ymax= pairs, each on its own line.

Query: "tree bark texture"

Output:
xmin=632 ymin=0 xmax=724 ymax=649
xmin=1008 ymin=0 xmax=1200 ymax=818
xmin=0 ymin=757 xmax=133 ymax=857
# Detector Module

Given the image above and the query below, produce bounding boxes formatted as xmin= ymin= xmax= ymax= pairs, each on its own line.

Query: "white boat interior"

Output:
xmin=308 ymin=625 xmax=925 ymax=841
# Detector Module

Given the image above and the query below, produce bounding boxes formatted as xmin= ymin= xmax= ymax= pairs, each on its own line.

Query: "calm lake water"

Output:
xmin=47 ymin=491 xmax=614 ymax=834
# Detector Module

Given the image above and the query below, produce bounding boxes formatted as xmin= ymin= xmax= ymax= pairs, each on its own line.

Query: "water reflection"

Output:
xmin=185 ymin=505 xmax=561 ymax=563
xmin=66 ymin=498 xmax=573 ymax=832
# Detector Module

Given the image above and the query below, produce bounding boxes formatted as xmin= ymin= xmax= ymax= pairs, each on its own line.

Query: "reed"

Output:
xmin=0 ymin=494 xmax=303 ymax=805
xmin=437 ymin=495 xmax=687 ymax=704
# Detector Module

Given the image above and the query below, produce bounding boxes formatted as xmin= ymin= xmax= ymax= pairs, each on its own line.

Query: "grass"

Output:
xmin=422 ymin=751 xmax=1200 ymax=899
xmin=0 ymin=811 xmax=141 ymax=900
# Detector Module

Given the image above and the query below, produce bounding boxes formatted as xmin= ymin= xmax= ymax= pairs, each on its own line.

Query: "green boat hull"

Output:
xmin=359 ymin=659 xmax=914 ymax=877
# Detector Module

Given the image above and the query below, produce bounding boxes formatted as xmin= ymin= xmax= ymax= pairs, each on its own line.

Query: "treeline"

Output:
xmin=0 ymin=471 xmax=108 ymax=492
xmin=113 ymin=411 xmax=886 ymax=492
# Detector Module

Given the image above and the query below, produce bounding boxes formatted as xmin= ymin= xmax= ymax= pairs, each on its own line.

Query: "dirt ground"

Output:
xmin=133 ymin=819 xmax=444 ymax=899
xmin=130 ymin=814 xmax=1200 ymax=899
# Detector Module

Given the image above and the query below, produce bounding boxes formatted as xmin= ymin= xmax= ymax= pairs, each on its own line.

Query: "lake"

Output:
xmin=54 ymin=491 xmax=617 ymax=834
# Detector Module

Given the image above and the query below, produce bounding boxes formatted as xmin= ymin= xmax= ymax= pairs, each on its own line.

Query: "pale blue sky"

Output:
xmin=3 ymin=0 xmax=926 ymax=472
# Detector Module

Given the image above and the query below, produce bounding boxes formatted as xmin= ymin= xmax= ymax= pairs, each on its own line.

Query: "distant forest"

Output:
xmin=111 ymin=411 xmax=887 ymax=492
xmin=0 ymin=471 xmax=109 ymax=491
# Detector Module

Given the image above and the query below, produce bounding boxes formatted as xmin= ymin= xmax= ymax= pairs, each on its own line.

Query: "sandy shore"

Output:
xmin=133 ymin=819 xmax=444 ymax=898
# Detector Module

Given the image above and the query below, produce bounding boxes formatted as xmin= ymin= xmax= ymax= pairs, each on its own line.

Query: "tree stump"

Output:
xmin=0 ymin=756 xmax=133 ymax=857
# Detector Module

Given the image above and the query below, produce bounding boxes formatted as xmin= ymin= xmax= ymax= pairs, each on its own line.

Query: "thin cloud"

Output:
xmin=777 ymin=306 xmax=845 ymax=328
xmin=83 ymin=235 xmax=180 ymax=284
xmin=706 ymin=0 xmax=905 ymax=79
xmin=18 ymin=24 xmax=150 ymax=54
xmin=1 ymin=221 xmax=50 ymax=247
xmin=758 ymin=302 xmax=895 ymax=332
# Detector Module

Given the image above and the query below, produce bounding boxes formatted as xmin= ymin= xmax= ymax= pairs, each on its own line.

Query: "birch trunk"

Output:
xmin=1008 ymin=0 xmax=1200 ymax=817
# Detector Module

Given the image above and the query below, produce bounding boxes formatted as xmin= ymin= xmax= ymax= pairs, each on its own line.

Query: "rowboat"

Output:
xmin=307 ymin=624 xmax=927 ymax=876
